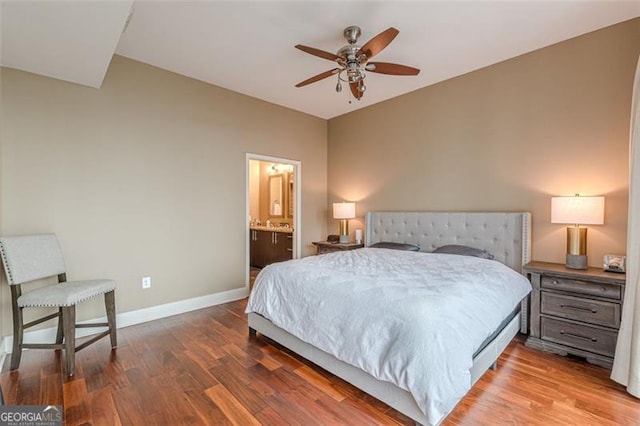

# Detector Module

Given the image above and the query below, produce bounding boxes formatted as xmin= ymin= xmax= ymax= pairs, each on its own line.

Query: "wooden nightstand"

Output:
xmin=524 ymin=261 xmax=625 ymax=369
xmin=312 ymin=241 xmax=364 ymax=255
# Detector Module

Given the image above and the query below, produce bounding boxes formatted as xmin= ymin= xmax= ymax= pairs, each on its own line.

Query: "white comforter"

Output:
xmin=246 ymin=248 xmax=531 ymax=425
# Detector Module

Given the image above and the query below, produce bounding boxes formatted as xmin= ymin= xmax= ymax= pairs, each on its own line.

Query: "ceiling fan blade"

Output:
xmin=295 ymin=68 xmax=340 ymax=88
xmin=349 ymin=82 xmax=363 ymax=100
xmin=358 ymin=27 xmax=399 ymax=59
xmin=367 ymin=62 xmax=420 ymax=76
xmin=295 ymin=44 xmax=340 ymax=62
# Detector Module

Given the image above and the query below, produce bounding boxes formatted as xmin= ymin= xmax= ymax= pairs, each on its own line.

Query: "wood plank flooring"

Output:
xmin=1 ymin=299 xmax=638 ymax=425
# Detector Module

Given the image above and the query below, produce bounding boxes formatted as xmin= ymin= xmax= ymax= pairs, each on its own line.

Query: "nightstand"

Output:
xmin=312 ymin=241 xmax=364 ymax=255
xmin=524 ymin=261 xmax=625 ymax=369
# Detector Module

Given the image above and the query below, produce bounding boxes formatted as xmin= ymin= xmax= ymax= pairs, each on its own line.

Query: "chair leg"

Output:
xmin=10 ymin=306 xmax=24 ymax=370
xmin=104 ymin=290 xmax=117 ymax=348
xmin=62 ymin=306 xmax=76 ymax=376
xmin=55 ymin=308 xmax=64 ymax=345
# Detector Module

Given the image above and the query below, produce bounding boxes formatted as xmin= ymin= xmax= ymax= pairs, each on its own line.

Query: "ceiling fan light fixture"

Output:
xmin=355 ymin=71 xmax=366 ymax=82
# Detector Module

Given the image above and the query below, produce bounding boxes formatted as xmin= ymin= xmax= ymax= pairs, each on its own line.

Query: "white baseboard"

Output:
xmin=0 ymin=286 xmax=249 ymax=358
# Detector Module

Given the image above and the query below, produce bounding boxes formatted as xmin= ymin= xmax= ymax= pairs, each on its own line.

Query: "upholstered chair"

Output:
xmin=0 ymin=234 xmax=117 ymax=376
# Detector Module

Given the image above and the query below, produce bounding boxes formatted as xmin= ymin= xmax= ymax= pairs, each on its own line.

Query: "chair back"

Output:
xmin=0 ymin=234 xmax=66 ymax=285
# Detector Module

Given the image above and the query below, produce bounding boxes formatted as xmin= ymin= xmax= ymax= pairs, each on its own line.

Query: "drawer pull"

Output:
xmin=552 ymin=280 xmax=559 ymax=285
xmin=560 ymin=304 xmax=597 ymax=314
xmin=560 ymin=330 xmax=598 ymax=342
xmin=286 ymin=248 xmax=293 ymax=252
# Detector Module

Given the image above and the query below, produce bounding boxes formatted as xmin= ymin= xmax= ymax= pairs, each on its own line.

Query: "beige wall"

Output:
xmin=0 ymin=55 xmax=327 ymax=336
xmin=328 ymin=18 xmax=640 ymax=266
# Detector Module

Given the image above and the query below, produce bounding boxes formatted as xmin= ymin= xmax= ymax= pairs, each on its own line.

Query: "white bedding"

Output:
xmin=246 ymin=248 xmax=532 ymax=425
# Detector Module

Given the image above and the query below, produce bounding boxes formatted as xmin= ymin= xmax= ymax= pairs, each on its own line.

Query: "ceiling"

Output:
xmin=2 ymin=1 xmax=639 ymax=119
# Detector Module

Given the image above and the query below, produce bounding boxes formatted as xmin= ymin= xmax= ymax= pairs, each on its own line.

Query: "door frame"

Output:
xmin=245 ymin=153 xmax=302 ymax=287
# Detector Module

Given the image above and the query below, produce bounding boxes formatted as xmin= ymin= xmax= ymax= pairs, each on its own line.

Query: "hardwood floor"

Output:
xmin=1 ymin=299 xmax=638 ymax=425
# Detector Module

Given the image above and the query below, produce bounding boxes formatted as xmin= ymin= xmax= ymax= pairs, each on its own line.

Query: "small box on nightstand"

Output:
xmin=603 ymin=255 xmax=626 ymax=273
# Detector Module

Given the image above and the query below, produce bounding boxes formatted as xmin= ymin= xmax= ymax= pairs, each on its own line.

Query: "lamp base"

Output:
xmin=566 ymin=254 xmax=588 ymax=270
xmin=339 ymin=234 xmax=350 ymax=244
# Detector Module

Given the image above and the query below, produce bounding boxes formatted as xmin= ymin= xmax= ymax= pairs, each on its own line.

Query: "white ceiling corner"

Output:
xmin=1 ymin=1 xmax=639 ymax=118
xmin=1 ymin=0 xmax=133 ymax=88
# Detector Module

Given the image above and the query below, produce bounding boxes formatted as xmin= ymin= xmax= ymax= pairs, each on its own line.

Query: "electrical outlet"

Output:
xmin=142 ymin=276 xmax=151 ymax=289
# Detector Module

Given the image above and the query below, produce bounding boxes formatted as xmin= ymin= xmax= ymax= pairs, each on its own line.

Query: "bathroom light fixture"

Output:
xmin=333 ymin=202 xmax=356 ymax=243
xmin=551 ymin=194 xmax=605 ymax=269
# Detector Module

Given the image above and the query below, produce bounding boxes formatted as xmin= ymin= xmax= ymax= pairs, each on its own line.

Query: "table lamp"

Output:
xmin=333 ymin=202 xmax=356 ymax=243
xmin=551 ymin=195 xmax=604 ymax=269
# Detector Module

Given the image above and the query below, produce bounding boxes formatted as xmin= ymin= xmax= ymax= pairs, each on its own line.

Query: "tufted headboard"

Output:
xmin=365 ymin=212 xmax=531 ymax=273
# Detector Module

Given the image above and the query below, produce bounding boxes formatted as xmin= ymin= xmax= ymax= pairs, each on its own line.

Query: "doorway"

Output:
xmin=246 ymin=154 xmax=301 ymax=288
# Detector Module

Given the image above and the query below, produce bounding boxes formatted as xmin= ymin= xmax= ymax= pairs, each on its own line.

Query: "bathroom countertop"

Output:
xmin=250 ymin=225 xmax=293 ymax=233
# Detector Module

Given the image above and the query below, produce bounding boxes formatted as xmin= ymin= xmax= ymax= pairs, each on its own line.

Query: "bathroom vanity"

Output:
xmin=249 ymin=226 xmax=293 ymax=268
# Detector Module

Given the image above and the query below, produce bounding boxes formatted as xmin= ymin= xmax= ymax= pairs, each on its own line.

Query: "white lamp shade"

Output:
xmin=551 ymin=196 xmax=605 ymax=225
xmin=333 ymin=202 xmax=356 ymax=219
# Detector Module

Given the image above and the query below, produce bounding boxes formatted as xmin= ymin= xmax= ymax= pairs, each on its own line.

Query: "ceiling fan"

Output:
xmin=295 ymin=26 xmax=420 ymax=101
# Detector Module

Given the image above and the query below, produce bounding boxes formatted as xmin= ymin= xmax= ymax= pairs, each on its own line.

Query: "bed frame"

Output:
xmin=248 ymin=211 xmax=531 ymax=425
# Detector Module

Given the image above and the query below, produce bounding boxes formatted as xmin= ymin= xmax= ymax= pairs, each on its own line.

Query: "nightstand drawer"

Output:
xmin=313 ymin=241 xmax=363 ymax=255
xmin=541 ymin=276 xmax=621 ymax=300
xmin=317 ymin=245 xmax=336 ymax=255
xmin=541 ymin=317 xmax=617 ymax=357
xmin=541 ymin=293 xmax=620 ymax=328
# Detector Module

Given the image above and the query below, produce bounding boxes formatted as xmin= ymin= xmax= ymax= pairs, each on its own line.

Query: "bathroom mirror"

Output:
xmin=269 ymin=174 xmax=284 ymax=218
xmin=286 ymin=172 xmax=294 ymax=218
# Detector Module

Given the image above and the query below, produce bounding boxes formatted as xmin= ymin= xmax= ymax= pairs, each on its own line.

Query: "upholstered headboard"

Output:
xmin=365 ymin=212 xmax=531 ymax=273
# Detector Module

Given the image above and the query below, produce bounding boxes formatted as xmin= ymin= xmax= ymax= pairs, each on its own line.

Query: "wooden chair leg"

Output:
xmin=62 ymin=306 xmax=76 ymax=376
xmin=10 ymin=306 xmax=23 ymax=370
xmin=55 ymin=308 xmax=64 ymax=345
xmin=104 ymin=290 xmax=117 ymax=348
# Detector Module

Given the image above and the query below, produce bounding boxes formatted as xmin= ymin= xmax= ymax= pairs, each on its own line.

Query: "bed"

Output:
xmin=247 ymin=211 xmax=531 ymax=425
